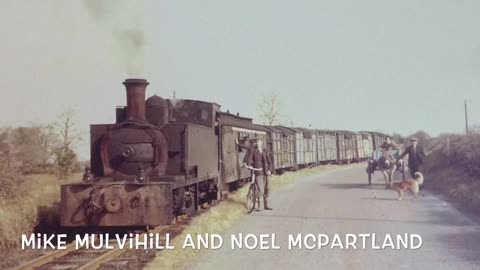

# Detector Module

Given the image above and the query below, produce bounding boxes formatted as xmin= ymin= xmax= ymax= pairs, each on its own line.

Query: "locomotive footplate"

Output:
xmin=60 ymin=183 xmax=172 ymax=227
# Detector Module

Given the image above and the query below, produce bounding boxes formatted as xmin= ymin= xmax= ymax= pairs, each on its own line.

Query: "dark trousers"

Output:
xmin=254 ymin=173 xmax=270 ymax=207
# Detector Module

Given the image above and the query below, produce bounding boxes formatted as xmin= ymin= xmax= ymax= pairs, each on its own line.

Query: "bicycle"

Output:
xmin=245 ymin=166 xmax=263 ymax=213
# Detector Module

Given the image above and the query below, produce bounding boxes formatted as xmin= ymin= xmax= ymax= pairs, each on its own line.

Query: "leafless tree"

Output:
xmin=54 ymin=108 xmax=81 ymax=179
xmin=257 ymin=91 xmax=284 ymax=126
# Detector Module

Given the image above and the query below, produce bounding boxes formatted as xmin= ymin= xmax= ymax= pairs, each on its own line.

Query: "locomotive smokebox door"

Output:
xmin=100 ymin=126 xmax=168 ymax=178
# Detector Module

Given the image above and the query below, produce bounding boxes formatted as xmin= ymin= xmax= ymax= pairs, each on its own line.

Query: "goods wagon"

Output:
xmin=317 ymin=130 xmax=338 ymax=163
xmin=274 ymin=126 xmax=297 ymax=169
xmin=368 ymin=131 xmax=389 ymax=150
xmin=335 ymin=130 xmax=358 ymax=163
xmin=358 ymin=131 xmax=374 ymax=159
xmin=261 ymin=126 xmax=294 ymax=173
xmin=353 ymin=131 xmax=368 ymax=161
xmin=296 ymin=127 xmax=317 ymax=166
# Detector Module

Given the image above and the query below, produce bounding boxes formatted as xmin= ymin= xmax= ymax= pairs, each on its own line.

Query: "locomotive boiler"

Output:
xmin=60 ymin=79 xmax=220 ymax=227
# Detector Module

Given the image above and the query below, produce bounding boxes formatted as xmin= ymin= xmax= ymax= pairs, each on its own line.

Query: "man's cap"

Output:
xmin=411 ymin=137 xmax=418 ymax=142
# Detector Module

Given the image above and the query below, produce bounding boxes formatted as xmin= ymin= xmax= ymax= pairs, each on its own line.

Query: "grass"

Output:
xmin=423 ymin=133 xmax=480 ymax=215
xmin=0 ymin=173 xmax=80 ymax=268
xmin=426 ymin=167 xmax=480 ymax=211
xmin=145 ymin=164 xmax=354 ymax=270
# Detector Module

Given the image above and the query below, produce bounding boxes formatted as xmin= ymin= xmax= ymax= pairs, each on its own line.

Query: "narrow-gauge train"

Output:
xmin=60 ymin=79 xmax=389 ymax=228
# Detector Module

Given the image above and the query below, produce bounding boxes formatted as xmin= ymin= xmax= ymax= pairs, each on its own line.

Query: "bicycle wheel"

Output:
xmin=246 ymin=183 xmax=257 ymax=213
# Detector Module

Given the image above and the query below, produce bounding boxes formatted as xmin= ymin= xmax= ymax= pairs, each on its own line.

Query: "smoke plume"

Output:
xmin=82 ymin=0 xmax=146 ymax=77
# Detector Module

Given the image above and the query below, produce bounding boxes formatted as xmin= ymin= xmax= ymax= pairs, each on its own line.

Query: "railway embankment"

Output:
xmin=425 ymin=133 xmax=480 ymax=214
xmin=1 ymin=164 xmax=360 ymax=270
xmin=0 ymin=173 xmax=80 ymax=269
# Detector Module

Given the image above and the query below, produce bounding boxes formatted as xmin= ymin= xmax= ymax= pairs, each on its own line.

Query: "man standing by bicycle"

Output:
xmin=247 ymin=138 xmax=273 ymax=211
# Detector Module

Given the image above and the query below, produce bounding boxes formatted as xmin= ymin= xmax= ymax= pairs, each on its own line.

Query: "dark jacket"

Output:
xmin=247 ymin=148 xmax=273 ymax=176
xmin=238 ymin=143 xmax=251 ymax=164
xmin=238 ymin=143 xmax=251 ymax=151
xmin=398 ymin=145 xmax=425 ymax=167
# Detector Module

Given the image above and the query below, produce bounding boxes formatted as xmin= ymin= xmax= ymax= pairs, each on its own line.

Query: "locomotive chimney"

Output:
xmin=123 ymin=78 xmax=149 ymax=122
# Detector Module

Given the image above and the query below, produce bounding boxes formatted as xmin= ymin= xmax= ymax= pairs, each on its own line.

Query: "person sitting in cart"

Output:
xmin=378 ymin=136 xmax=399 ymax=187
xmin=379 ymin=136 xmax=400 ymax=167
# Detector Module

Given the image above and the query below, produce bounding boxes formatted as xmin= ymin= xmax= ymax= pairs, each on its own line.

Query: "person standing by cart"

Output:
xmin=397 ymin=137 xmax=426 ymax=179
xmin=247 ymin=138 xmax=273 ymax=211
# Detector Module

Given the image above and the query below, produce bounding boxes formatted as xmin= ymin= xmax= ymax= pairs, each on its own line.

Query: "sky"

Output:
xmin=1 ymin=0 xmax=479 ymax=159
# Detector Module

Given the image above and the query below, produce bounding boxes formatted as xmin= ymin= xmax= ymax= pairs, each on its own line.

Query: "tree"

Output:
xmin=391 ymin=133 xmax=405 ymax=145
xmin=257 ymin=90 xmax=284 ymax=126
xmin=0 ymin=128 xmax=25 ymax=199
xmin=470 ymin=123 xmax=480 ymax=134
xmin=11 ymin=124 xmax=56 ymax=173
xmin=53 ymin=108 xmax=81 ymax=179
xmin=408 ymin=130 xmax=431 ymax=146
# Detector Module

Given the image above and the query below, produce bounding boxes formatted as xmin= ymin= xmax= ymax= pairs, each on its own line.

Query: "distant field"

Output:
xmin=0 ymin=173 xmax=80 ymax=269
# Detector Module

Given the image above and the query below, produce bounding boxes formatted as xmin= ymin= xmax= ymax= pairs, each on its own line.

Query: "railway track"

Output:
xmin=13 ymin=202 xmax=214 ymax=270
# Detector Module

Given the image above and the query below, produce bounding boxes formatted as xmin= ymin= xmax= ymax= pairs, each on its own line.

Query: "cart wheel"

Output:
xmin=368 ymin=172 xmax=372 ymax=185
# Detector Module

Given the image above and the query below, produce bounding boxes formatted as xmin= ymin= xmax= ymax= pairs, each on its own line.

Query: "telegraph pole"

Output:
xmin=465 ymin=99 xmax=469 ymax=135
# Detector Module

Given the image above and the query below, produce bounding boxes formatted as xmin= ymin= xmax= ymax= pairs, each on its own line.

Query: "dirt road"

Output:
xmin=189 ymin=165 xmax=480 ymax=270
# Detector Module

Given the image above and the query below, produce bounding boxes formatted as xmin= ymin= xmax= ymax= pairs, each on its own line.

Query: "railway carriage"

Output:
xmin=217 ymin=112 xmax=267 ymax=190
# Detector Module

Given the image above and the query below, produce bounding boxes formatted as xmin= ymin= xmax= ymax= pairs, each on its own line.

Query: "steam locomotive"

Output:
xmin=60 ymin=78 xmax=387 ymax=227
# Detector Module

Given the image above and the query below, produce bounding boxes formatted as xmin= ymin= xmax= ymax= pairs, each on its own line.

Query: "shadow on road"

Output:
xmin=361 ymin=197 xmax=400 ymax=201
xmin=321 ymin=183 xmax=385 ymax=190
xmin=250 ymin=213 xmax=475 ymax=227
